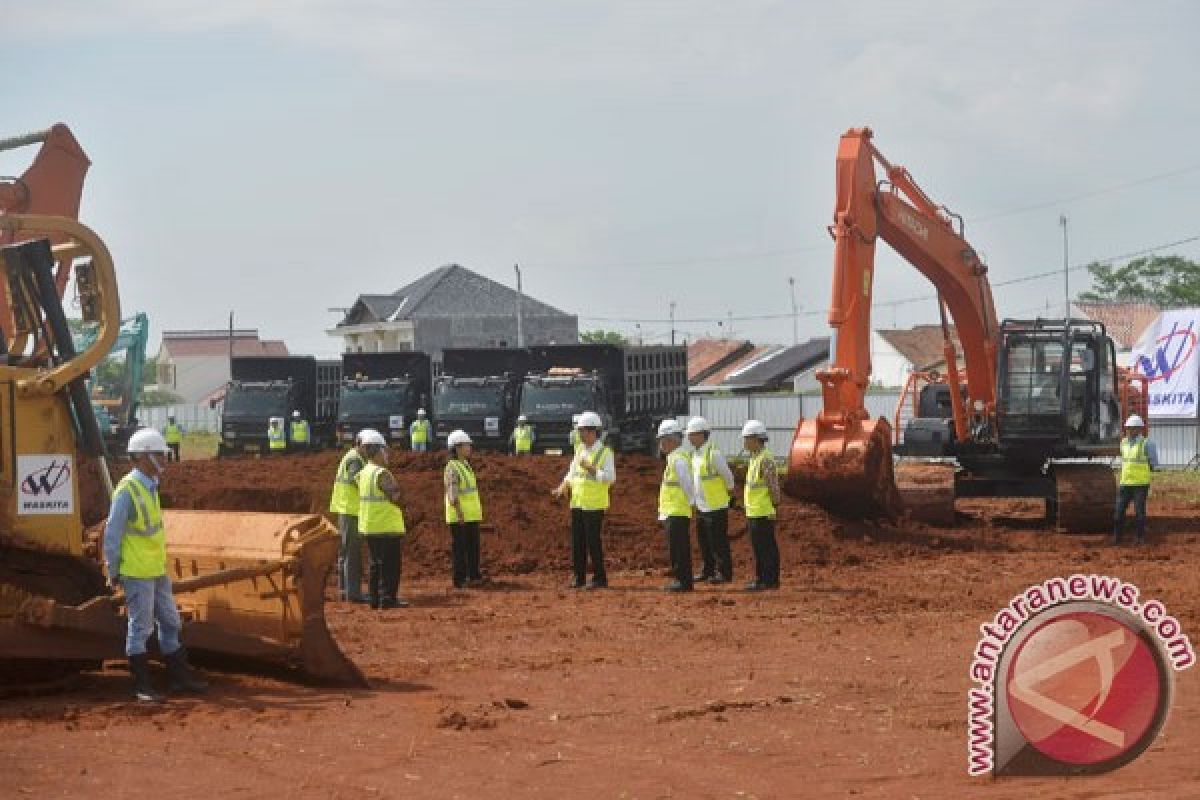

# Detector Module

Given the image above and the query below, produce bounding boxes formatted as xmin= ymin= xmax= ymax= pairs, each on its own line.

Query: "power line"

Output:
xmin=578 ymin=232 xmax=1200 ymax=325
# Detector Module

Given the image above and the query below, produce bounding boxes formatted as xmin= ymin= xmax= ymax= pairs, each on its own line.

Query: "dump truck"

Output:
xmin=220 ymin=356 xmax=341 ymax=455
xmin=337 ymin=352 xmax=432 ymax=446
xmin=433 ymin=348 xmax=529 ymax=450
xmin=0 ymin=214 xmax=363 ymax=689
xmin=521 ymin=344 xmax=688 ymax=454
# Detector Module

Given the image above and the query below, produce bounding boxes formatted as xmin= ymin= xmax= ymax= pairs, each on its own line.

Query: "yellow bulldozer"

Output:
xmin=0 ymin=199 xmax=363 ymax=686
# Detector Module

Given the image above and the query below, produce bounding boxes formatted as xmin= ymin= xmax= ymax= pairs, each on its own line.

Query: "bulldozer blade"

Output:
xmin=786 ymin=416 xmax=901 ymax=519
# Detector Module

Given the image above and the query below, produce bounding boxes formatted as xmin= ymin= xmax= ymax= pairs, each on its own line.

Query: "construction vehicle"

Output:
xmin=521 ymin=344 xmax=689 ymax=454
xmin=433 ymin=348 xmax=529 ymax=450
xmin=787 ymin=128 xmax=1146 ymax=531
xmin=73 ymin=311 xmax=149 ymax=455
xmin=220 ymin=356 xmax=341 ymax=455
xmin=338 ymin=351 xmax=432 ymax=446
xmin=0 ymin=214 xmax=364 ymax=688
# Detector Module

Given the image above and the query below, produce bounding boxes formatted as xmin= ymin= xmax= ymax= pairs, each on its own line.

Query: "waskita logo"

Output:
xmin=20 ymin=459 xmax=72 ymax=496
xmin=1135 ymin=323 xmax=1197 ymax=383
xmin=967 ymin=575 xmax=1194 ymax=777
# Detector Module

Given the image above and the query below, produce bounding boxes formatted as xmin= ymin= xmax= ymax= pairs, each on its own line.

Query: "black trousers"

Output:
xmin=570 ymin=509 xmax=607 ymax=584
xmin=664 ymin=515 xmax=693 ymax=588
xmin=450 ymin=522 xmax=482 ymax=586
xmin=696 ymin=508 xmax=733 ymax=580
xmin=748 ymin=517 xmax=780 ymax=586
xmin=366 ymin=534 xmax=403 ymax=606
xmin=168 ymin=443 xmax=181 ymax=462
xmin=1113 ymin=485 xmax=1150 ymax=543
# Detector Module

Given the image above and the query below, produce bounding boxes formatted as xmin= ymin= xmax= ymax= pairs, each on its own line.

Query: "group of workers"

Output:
xmin=266 ymin=410 xmax=312 ymax=453
xmin=329 ymin=411 xmax=784 ymax=601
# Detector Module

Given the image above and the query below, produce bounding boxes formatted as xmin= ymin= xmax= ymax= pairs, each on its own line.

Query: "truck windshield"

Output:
xmin=435 ymin=386 xmax=503 ymax=416
xmin=224 ymin=388 xmax=289 ymax=417
xmin=520 ymin=384 xmax=595 ymax=415
xmin=340 ymin=386 xmax=407 ymax=416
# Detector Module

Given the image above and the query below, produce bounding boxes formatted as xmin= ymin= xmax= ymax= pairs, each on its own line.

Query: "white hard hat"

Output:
xmin=292 ymin=410 xmax=301 ymax=418
xmin=447 ymin=429 xmax=473 ymax=447
xmin=1125 ymin=414 xmax=1146 ymax=428
xmin=417 ymin=408 xmax=427 ymax=416
xmin=128 ymin=428 xmax=169 ymax=454
xmin=741 ymin=419 xmax=768 ymax=438
xmin=657 ymin=419 xmax=683 ymax=438
xmin=685 ymin=416 xmax=710 ymax=434
xmin=518 ymin=414 xmax=528 ymax=422
xmin=359 ymin=429 xmax=387 ymax=446
xmin=576 ymin=411 xmax=603 ymax=429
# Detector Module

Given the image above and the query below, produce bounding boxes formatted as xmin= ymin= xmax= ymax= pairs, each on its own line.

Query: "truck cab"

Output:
xmin=518 ymin=369 xmax=611 ymax=454
xmin=337 ymin=377 xmax=423 ymax=446
xmin=433 ymin=374 xmax=520 ymax=450
xmin=220 ymin=380 xmax=298 ymax=455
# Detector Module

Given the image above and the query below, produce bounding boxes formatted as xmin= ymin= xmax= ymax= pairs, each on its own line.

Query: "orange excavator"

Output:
xmin=787 ymin=128 xmax=1146 ymax=531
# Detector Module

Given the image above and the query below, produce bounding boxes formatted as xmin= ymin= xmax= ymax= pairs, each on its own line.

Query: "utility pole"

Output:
xmin=514 ymin=263 xmax=524 ymax=347
xmin=1060 ymin=214 xmax=1070 ymax=319
xmin=726 ymin=310 xmax=734 ymax=340
xmin=788 ymin=276 xmax=798 ymax=345
xmin=228 ymin=311 xmax=234 ymax=373
xmin=670 ymin=301 xmax=676 ymax=346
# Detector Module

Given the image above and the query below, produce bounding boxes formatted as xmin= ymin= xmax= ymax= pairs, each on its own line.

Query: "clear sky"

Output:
xmin=4 ymin=1 xmax=1199 ymax=356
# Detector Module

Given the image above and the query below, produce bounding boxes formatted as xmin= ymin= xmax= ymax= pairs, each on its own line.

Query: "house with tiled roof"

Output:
xmin=686 ymin=338 xmax=756 ymax=385
xmin=1073 ymin=301 xmax=1162 ymax=366
xmin=871 ymin=325 xmax=965 ymax=387
xmin=329 ymin=264 xmax=577 ymax=360
xmin=155 ymin=329 xmax=288 ymax=403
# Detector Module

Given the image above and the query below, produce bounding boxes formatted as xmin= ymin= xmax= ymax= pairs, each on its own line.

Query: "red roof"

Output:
xmin=1074 ymin=302 xmax=1161 ymax=350
xmin=687 ymin=338 xmax=754 ymax=383
xmin=161 ymin=332 xmax=289 ymax=359
xmin=697 ymin=345 xmax=778 ymax=386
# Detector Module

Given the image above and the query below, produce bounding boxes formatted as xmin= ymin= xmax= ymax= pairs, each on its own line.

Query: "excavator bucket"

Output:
xmin=786 ymin=416 xmax=901 ymax=519
xmin=3 ymin=511 xmax=366 ymax=688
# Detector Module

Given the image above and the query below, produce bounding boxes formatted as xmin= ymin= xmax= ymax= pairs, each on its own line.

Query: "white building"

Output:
xmin=155 ymin=329 xmax=288 ymax=404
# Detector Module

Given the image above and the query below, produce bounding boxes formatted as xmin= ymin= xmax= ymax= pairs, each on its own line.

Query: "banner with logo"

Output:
xmin=16 ymin=454 xmax=75 ymax=515
xmin=1131 ymin=310 xmax=1200 ymax=418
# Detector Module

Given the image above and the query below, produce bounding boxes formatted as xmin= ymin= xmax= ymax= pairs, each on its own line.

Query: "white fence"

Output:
xmin=137 ymin=403 xmax=222 ymax=433
xmin=688 ymin=392 xmax=1200 ymax=467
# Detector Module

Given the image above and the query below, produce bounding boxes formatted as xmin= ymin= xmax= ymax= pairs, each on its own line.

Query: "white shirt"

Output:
xmin=659 ymin=448 xmax=697 ymax=521
xmin=561 ymin=440 xmax=616 ymax=485
xmin=691 ymin=442 xmax=735 ymax=512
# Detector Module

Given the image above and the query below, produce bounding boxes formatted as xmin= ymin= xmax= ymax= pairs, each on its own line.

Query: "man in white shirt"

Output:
xmin=686 ymin=417 xmax=736 ymax=583
xmin=657 ymin=419 xmax=697 ymax=592
xmin=553 ymin=411 xmax=616 ymax=589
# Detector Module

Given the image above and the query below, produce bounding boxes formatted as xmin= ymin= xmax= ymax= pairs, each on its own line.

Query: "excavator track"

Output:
xmin=1051 ymin=463 xmax=1116 ymax=533
xmin=894 ymin=462 xmax=957 ymax=526
xmin=0 ymin=545 xmax=109 ymax=693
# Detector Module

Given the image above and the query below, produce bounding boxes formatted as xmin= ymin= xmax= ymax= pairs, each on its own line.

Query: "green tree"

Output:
xmin=142 ymin=388 xmax=183 ymax=407
xmin=579 ymin=329 xmax=630 ymax=345
xmin=1077 ymin=255 xmax=1200 ymax=305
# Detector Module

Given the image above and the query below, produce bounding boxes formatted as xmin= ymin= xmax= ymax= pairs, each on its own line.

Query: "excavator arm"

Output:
xmin=788 ymin=128 xmax=1000 ymax=515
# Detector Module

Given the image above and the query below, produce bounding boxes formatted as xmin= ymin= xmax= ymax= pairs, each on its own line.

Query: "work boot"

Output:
xmin=567 ymin=577 xmax=586 ymax=590
xmin=709 ymin=574 xmax=731 ymax=585
xmin=744 ymin=580 xmax=767 ymax=592
xmin=693 ymin=572 xmax=713 ymax=583
xmin=381 ymin=597 xmax=410 ymax=609
xmin=164 ymin=647 xmax=208 ymax=694
xmin=128 ymin=653 xmax=165 ymax=703
xmin=663 ymin=580 xmax=692 ymax=593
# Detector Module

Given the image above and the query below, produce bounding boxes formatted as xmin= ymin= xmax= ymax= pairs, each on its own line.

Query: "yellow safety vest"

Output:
xmin=570 ymin=445 xmax=613 ymax=511
xmin=514 ymin=424 xmax=534 ymax=453
xmin=164 ymin=424 xmax=183 ymax=445
xmin=693 ymin=441 xmax=731 ymax=510
xmin=268 ymin=426 xmax=287 ymax=450
xmin=570 ymin=429 xmax=582 ymax=453
xmin=745 ymin=447 xmax=776 ymax=519
xmin=115 ymin=474 xmax=167 ymax=579
xmin=445 ymin=459 xmax=484 ymax=524
xmin=356 ymin=463 xmax=407 ymax=535
xmin=329 ymin=448 xmax=364 ymax=516
xmin=410 ymin=419 xmax=430 ymax=444
xmin=290 ymin=419 xmax=310 ymax=443
xmin=1120 ymin=437 xmax=1152 ymax=486
xmin=659 ymin=451 xmax=693 ymax=518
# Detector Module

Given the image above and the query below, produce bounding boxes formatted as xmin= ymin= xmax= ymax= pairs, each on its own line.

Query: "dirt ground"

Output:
xmin=4 ymin=452 xmax=1200 ymax=798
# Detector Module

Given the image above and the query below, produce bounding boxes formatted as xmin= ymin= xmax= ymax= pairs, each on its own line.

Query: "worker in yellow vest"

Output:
xmin=356 ymin=429 xmax=410 ymax=609
xmin=289 ymin=410 xmax=311 ymax=452
xmin=657 ymin=419 xmax=697 ymax=592
xmin=445 ymin=429 xmax=485 ymax=588
xmin=511 ymin=415 xmax=535 ymax=455
xmin=1114 ymin=414 xmax=1158 ymax=546
xmin=329 ymin=429 xmax=374 ymax=603
xmin=163 ymin=416 xmax=184 ymax=462
xmin=410 ymin=408 xmax=431 ymax=452
xmin=103 ymin=429 xmax=207 ymax=702
xmin=267 ymin=417 xmax=287 ymax=454
xmin=552 ymin=411 xmax=615 ymax=589
xmin=741 ymin=420 xmax=781 ymax=591
xmin=686 ymin=416 xmax=736 ymax=584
